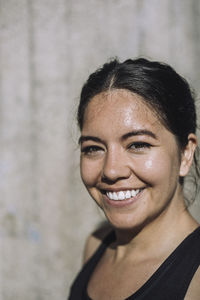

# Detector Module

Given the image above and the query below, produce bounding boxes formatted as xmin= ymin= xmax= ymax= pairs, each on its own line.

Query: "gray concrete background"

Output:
xmin=0 ymin=1 xmax=200 ymax=299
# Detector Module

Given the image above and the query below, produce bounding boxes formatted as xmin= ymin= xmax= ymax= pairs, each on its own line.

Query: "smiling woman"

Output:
xmin=69 ymin=58 xmax=200 ymax=300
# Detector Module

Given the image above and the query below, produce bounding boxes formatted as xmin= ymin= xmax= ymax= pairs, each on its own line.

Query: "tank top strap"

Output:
xmin=127 ymin=226 xmax=200 ymax=299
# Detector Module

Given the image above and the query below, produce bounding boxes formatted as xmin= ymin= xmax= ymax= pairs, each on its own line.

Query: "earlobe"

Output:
xmin=179 ymin=134 xmax=198 ymax=177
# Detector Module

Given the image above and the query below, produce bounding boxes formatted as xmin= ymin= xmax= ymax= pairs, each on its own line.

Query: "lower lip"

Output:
xmin=103 ymin=190 xmax=144 ymax=208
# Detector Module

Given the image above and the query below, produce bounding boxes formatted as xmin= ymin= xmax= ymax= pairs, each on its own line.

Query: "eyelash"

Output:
xmin=128 ymin=142 xmax=152 ymax=151
xmin=81 ymin=145 xmax=104 ymax=155
xmin=81 ymin=142 xmax=152 ymax=156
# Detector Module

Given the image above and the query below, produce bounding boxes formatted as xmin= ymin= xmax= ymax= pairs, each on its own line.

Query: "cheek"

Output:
xmin=144 ymin=159 xmax=153 ymax=169
xmin=139 ymin=157 xmax=164 ymax=180
xmin=135 ymin=153 xmax=179 ymax=184
xmin=80 ymin=159 xmax=100 ymax=187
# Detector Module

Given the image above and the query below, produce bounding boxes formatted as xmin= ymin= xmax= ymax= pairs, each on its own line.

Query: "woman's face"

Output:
xmin=80 ymin=89 xmax=188 ymax=230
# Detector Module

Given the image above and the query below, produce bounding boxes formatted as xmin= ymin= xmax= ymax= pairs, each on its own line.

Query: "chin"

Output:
xmin=104 ymin=211 xmax=144 ymax=231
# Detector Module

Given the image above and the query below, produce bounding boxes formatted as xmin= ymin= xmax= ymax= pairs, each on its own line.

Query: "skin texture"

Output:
xmin=80 ymin=89 xmax=199 ymax=299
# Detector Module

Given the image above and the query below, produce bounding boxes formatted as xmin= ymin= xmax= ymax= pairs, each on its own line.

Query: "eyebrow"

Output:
xmin=79 ymin=129 xmax=157 ymax=144
xmin=78 ymin=136 xmax=103 ymax=144
xmin=121 ymin=130 xmax=157 ymax=140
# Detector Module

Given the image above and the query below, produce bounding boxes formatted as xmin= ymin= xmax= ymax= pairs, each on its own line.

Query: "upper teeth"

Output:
xmin=106 ymin=189 xmax=141 ymax=201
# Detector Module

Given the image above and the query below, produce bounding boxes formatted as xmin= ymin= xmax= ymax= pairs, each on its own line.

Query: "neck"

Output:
xmin=112 ymin=197 xmax=198 ymax=262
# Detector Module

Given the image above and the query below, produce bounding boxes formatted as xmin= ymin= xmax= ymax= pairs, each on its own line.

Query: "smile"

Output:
xmin=106 ymin=189 xmax=142 ymax=201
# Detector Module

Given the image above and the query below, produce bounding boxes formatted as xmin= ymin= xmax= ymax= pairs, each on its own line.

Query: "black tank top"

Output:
xmin=68 ymin=227 xmax=200 ymax=300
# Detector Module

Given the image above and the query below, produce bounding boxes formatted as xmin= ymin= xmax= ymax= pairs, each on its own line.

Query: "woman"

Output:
xmin=69 ymin=58 xmax=200 ymax=299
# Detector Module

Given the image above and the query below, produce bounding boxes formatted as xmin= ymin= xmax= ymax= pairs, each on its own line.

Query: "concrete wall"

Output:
xmin=0 ymin=1 xmax=200 ymax=299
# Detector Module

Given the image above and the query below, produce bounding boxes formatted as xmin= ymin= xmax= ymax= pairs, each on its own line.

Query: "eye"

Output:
xmin=128 ymin=142 xmax=152 ymax=152
xmin=81 ymin=145 xmax=104 ymax=156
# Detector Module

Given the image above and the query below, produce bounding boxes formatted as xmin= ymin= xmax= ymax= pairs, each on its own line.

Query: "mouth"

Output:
xmin=102 ymin=188 xmax=144 ymax=201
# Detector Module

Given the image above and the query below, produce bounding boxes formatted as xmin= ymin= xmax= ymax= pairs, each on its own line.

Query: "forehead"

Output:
xmin=82 ymin=89 xmax=160 ymax=133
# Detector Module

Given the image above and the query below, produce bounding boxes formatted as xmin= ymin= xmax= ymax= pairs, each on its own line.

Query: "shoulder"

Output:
xmin=83 ymin=221 xmax=113 ymax=264
xmin=185 ymin=266 xmax=200 ymax=299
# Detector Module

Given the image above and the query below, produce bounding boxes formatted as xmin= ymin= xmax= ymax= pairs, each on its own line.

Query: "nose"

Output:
xmin=102 ymin=148 xmax=131 ymax=183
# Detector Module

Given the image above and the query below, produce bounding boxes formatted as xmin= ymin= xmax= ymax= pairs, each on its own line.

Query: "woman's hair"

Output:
xmin=77 ymin=58 xmax=199 ymax=204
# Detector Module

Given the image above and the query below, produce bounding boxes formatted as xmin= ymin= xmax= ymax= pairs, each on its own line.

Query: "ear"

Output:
xmin=179 ymin=133 xmax=198 ymax=177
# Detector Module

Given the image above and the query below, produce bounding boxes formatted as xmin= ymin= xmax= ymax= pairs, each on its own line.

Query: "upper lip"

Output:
xmin=99 ymin=187 xmax=145 ymax=193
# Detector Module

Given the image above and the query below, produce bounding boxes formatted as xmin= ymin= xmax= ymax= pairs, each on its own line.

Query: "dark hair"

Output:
xmin=77 ymin=58 xmax=199 ymax=203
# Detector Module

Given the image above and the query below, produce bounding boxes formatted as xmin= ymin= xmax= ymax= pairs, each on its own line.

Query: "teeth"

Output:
xmin=125 ymin=190 xmax=131 ymax=199
xmin=118 ymin=191 xmax=125 ymax=200
xmin=106 ymin=189 xmax=142 ymax=201
xmin=113 ymin=192 xmax=118 ymax=200
xmin=131 ymin=190 xmax=136 ymax=197
xmin=108 ymin=192 xmax=113 ymax=200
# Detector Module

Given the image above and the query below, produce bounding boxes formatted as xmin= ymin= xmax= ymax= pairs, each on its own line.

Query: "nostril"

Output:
xmin=101 ymin=172 xmax=131 ymax=184
xmin=101 ymin=173 xmax=118 ymax=184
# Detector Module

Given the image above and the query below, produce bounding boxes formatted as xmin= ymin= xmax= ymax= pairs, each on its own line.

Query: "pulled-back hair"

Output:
xmin=77 ymin=58 xmax=199 ymax=204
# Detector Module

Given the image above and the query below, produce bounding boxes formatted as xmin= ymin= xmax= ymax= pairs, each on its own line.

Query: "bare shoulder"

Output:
xmin=185 ymin=266 xmax=200 ymax=299
xmin=83 ymin=221 xmax=112 ymax=264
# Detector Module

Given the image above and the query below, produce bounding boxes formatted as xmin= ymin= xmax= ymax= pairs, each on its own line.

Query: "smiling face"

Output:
xmin=80 ymin=89 xmax=191 ymax=230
